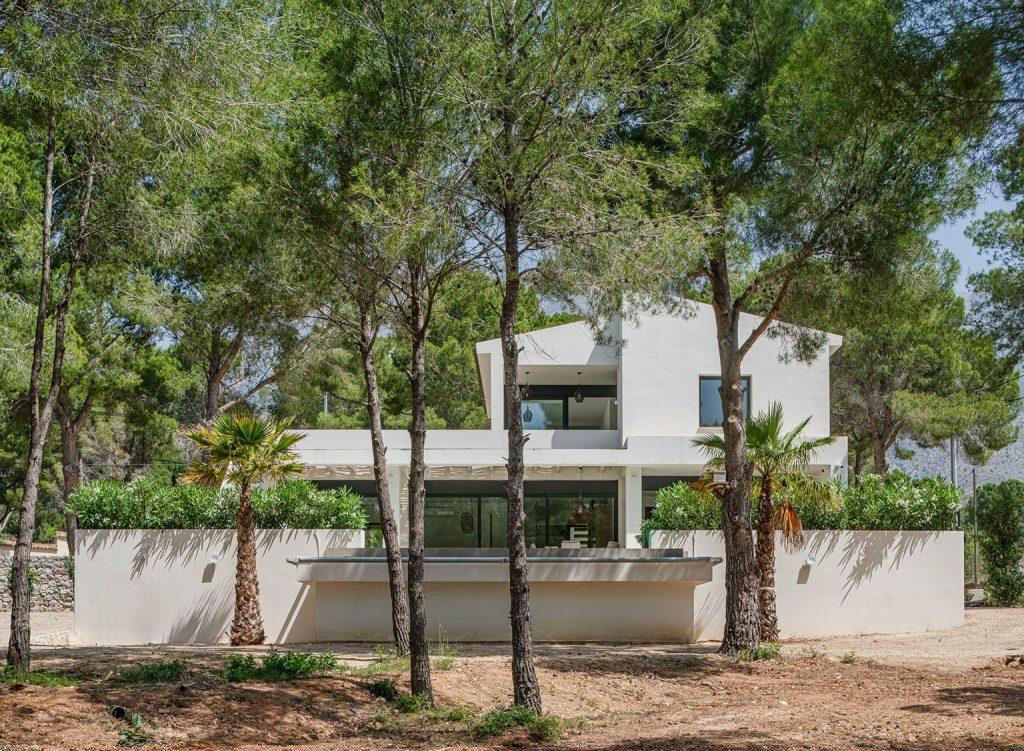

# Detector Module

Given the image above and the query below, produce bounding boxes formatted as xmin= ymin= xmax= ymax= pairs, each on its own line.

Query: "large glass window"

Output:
xmin=424 ymin=490 xmax=617 ymax=548
xmin=699 ymin=376 xmax=751 ymax=427
xmin=521 ymin=400 xmax=563 ymax=430
xmin=568 ymin=397 xmax=617 ymax=429
xmin=514 ymin=385 xmax=618 ymax=430
xmin=424 ymin=496 xmax=478 ymax=547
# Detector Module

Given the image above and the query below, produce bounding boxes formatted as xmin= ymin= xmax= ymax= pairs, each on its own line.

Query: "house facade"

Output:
xmin=297 ymin=301 xmax=849 ymax=549
xmin=76 ymin=304 xmax=968 ymax=646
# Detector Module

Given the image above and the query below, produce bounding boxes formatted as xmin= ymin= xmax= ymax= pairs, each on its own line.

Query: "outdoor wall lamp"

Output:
xmin=804 ymin=554 xmax=817 ymax=567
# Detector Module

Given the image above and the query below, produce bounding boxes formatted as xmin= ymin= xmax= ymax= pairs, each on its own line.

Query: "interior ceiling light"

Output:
xmin=523 ymin=371 xmax=533 ymax=423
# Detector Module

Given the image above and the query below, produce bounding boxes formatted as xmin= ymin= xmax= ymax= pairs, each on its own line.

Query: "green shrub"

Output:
xmin=838 ymin=472 xmax=960 ymax=531
xmin=223 ymin=648 xmax=338 ymax=681
xmin=640 ymin=472 xmax=960 ymax=535
xmin=368 ymin=677 xmax=402 ymax=701
xmin=638 ymin=482 xmax=721 ymax=542
xmin=222 ymin=654 xmax=258 ymax=682
xmin=474 ymin=706 xmax=566 ymax=741
xmin=69 ymin=478 xmax=366 ymax=530
xmin=977 ymin=480 xmax=1024 ymax=606
xmin=366 ymin=678 xmax=431 ymax=713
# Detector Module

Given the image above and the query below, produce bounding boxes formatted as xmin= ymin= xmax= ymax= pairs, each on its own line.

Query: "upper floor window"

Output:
xmin=699 ymin=376 xmax=750 ymax=427
xmin=516 ymin=385 xmax=618 ymax=430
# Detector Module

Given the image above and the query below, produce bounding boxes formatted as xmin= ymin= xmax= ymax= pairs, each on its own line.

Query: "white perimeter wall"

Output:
xmin=652 ymin=530 xmax=964 ymax=640
xmin=75 ymin=529 xmax=362 ymax=645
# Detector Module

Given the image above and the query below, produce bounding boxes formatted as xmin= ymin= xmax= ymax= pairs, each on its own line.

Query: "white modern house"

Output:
xmin=297 ymin=301 xmax=849 ymax=550
xmin=75 ymin=302 xmax=964 ymax=645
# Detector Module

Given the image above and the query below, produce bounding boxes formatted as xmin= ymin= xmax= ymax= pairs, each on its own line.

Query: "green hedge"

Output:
xmin=976 ymin=480 xmax=1024 ymax=606
xmin=68 ymin=477 xmax=366 ymax=530
xmin=641 ymin=471 xmax=961 ymax=540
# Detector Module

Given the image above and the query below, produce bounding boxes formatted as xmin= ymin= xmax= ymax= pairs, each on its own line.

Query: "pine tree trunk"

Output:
xmin=872 ymin=435 xmax=888 ymax=476
xmin=204 ymin=329 xmax=225 ymax=424
xmin=755 ymin=480 xmax=779 ymax=642
xmin=57 ymin=386 xmax=94 ymax=556
xmin=358 ymin=306 xmax=410 ymax=656
xmin=501 ymin=208 xmax=542 ymax=712
xmin=60 ymin=418 xmax=80 ymax=556
xmin=709 ymin=254 xmax=760 ymax=656
xmin=406 ymin=262 xmax=433 ymax=703
xmin=230 ymin=483 xmax=265 ymax=646
xmin=9 ymin=121 xmax=86 ymax=670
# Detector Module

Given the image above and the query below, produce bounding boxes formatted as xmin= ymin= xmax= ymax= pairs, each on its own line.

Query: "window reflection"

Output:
xmin=699 ymin=376 xmax=750 ymax=427
xmin=521 ymin=400 xmax=562 ymax=429
xmin=424 ymin=493 xmax=617 ymax=548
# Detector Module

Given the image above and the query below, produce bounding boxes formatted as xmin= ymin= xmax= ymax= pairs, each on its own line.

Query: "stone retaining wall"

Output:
xmin=0 ymin=555 xmax=75 ymax=612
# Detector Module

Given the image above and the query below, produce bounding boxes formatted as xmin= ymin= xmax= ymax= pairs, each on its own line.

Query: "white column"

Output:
xmin=624 ymin=466 xmax=643 ymax=548
xmin=386 ymin=465 xmax=405 ymax=547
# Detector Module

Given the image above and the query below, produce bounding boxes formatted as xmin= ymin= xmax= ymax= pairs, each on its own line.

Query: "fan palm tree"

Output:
xmin=181 ymin=411 xmax=305 ymax=645
xmin=694 ymin=402 xmax=836 ymax=642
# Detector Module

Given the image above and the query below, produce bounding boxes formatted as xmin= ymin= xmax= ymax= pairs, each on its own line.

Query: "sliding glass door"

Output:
xmin=424 ymin=488 xmax=617 ymax=548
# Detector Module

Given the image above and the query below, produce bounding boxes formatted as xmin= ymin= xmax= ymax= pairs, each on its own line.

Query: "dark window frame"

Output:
xmin=698 ymin=375 xmax=752 ymax=428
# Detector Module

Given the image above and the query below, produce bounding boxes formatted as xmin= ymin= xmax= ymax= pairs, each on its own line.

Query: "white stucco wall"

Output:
xmin=620 ymin=304 xmax=836 ymax=439
xmin=651 ymin=530 xmax=964 ymax=640
xmin=75 ymin=529 xmax=363 ymax=645
xmin=313 ymin=581 xmax=696 ymax=642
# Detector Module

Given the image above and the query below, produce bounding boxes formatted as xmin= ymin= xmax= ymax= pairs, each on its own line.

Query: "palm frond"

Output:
xmin=774 ymin=499 xmax=804 ymax=546
xmin=180 ymin=462 xmax=226 ymax=488
xmin=180 ymin=411 xmax=307 ymax=491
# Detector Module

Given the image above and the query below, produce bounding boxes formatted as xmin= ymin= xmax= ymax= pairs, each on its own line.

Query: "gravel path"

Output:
xmin=0 ymin=610 xmax=75 ymax=647
xmin=1 ymin=608 xmax=1022 ymax=668
xmin=785 ymin=608 xmax=1024 ymax=668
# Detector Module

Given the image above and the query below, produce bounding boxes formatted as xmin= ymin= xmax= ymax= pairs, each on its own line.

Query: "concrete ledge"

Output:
xmin=291 ymin=548 xmax=720 ymax=584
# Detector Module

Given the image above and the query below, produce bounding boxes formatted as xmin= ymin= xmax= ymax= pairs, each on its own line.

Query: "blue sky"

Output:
xmin=930 ymin=193 xmax=1015 ymax=298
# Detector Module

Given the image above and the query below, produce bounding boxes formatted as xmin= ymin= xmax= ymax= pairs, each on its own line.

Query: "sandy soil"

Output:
xmin=2 ymin=610 xmax=1023 ymax=750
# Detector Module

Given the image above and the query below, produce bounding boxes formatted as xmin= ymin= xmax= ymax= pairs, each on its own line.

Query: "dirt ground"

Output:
xmin=2 ymin=610 xmax=1023 ymax=751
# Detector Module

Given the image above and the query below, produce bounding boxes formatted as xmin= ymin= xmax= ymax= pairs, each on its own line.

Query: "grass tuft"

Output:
xmin=115 ymin=660 xmax=186 ymax=684
xmin=351 ymin=645 xmax=409 ymax=676
xmin=432 ymin=643 xmax=457 ymax=671
xmin=474 ymin=705 xmax=567 ymax=741
xmin=738 ymin=643 xmax=782 ymax=662
xmin=841 ymin=651 xmax=856 ymax=664
xmin=1 ymin=667 xmax=79 ymax=686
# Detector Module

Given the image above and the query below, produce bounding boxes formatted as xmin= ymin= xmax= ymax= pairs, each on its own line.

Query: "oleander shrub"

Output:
xmin=838 ymin=472 xmax=960 ymax=531
xmin=976 ymin=480 xmax=1024 ymax=606
xmin=69 ymin=477 xmax=366 ymax=530
xmin=639 ymin=482 xmax=721 ymax=542
xmin=641 ymin=472 xmax=960 ymax=535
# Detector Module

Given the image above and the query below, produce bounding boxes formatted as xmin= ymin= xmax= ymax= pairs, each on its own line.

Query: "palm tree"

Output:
xmin=181 ymin=411 xmax=305 ymax=645
xmin=694 ymin=403 xmax=836 ymax=642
